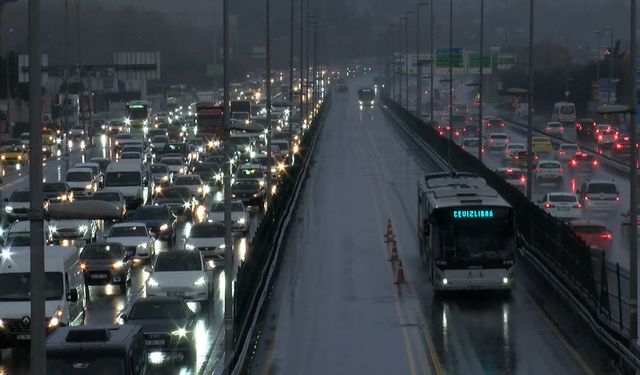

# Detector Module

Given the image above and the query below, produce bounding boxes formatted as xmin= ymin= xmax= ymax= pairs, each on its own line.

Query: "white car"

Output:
xmin=159 ymin=156 xmax=186 ymax=175
xmin=145 ymin=250 xmax=211 ymax=305
xmin=539 ymin=192 xmax=582 ymax=220
xmin=150 ymin=135 xmax=169 ymax=152
xmin=48 ymin=219 xmax=97 ymax=245
xmin=545 ymin=121 xmax=565 ymax=136
xmin=68 ymin=124 xmax=86 ymax=139
xmin=91 ymin=191 xmax=127 ymax=220
xmin=184 ymin=222 xmax=226 ymax=266
xmin=557 ymin=143 xmax=580 ymax=161
xmin=207 ymin=200 xmax=249 ymax=232
xmin=4 ymin=219 xmax=50 ymax=249
xmin=105 ymin=222 xmax=155 ymax=263
xmin=120 ymin=151 xmax=145 ymax=164
xmin=174 ymin=174 xmax=207 ymax=198
xmin=235 ymin=163 xmax=265 ymax=187
xmin=65 ymin=167 xmax=98 ymax=196
xmin=596 ymin=124 xmax=617 ymax=145
xmin=486 ymin=133 xmax=510 ymax=149
xmin=535 ymin=160 xmax=564 ymax=182
xmin=503 ymin=143 xmax=526 ymax=161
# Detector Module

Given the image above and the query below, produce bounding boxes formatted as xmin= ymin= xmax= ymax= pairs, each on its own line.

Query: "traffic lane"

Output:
xmin=250 ymin=84 xmax=433 ymax=375
xmin=375 ymin=98 xmax=611 ymax=373
xmin=477 ymin=119 xmax=631 ymax=268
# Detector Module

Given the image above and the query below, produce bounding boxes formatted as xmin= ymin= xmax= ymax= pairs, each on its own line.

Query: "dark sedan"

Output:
xmin=127 ymin=205 xmax=177 ymax=245
xmin=121 ymin=296 xmax=197 ymax=363
xmin=231 ymin=179 xmax=265 ymax=207
xmin=153 ymin=186 xmax=197 ymax=218
xmin=43 ymin=182 xmax=73 ymax=203
xmin=80 ymin=242 xmax=132 ymax=294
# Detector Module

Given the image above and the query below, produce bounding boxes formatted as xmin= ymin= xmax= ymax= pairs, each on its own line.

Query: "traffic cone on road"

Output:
xmin=384 ymin=219 xmax=395 ymax=243
xmin=395 ymin=260 xmax=406 ymax=284
xmin=389 ymin=243 xmax=399 ymax=262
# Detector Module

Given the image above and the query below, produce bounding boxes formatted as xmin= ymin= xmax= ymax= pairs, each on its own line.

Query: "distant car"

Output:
xmin=595 ymin=124 xmax=617 ymax=145
xmin=577 ymin=179 xmax=619 ymax=210
xmin=184 ymin=222 xmax=226 ymax=266
xmin=482 ymin=116 xmax=505 ymax=131
xmin=495 ymin=167 xmax=526 ymax=193
xmin=65 ymin=167 xmax=97 ymax=196
xmin=235 ymin=164 xmax=266 ymax=187
xmin=174 ymin=175 xmax=207 ymax=199
xmin=486 ymin=133 xmax=510 ymax=149
xmin=567 ymin=151 xmax=599 ymax=172
xmin=538 ymin=192 xmax=582 ymax=220
xmin=120 ymin=296 xmax=197 ymax=363
xmin=4 ymin=190 xmax=31 ymax=222
xmin=192 ymin=162 xmax=221 ymax=183
xmin=68 ymin=125 xmax=85 ymax=139
xmin=104 ymin=222 xmax=155 ymax=263
xmin=509 ymin=150 xmax=538 ymax=169
xmin=557 ymin=143 xmax=580 ymax=161
xmin=207 ymin=200 xmax=249 ymax=232
xmin=461 ymin=138 xmax=482 ymax=156
xmin=568 ymin=220 xmax=613 ymax=252
xmin=503 ymin=143 xmax=526 ymax=162
xmin=531 ymin=136 xmax=552 ymax=154
xmin=231 ymin=179 xmax=265 ymax=207
xmin=146 ymin=251 xmax=211 ymax=306
xmin=159 ymin=156 xmax=186 ymax=175
xmin=48 ymin=219 xmax=97 ymax=245
xmin=150 ymin=163 xmax=173 ymax=185
xmin=575 ymin=118 xmax=597 ymax=139
xmin=535 ymin=160 xmax=564 ymax=182
xmin=80 ymin=242 xmax=132 ymax=293
xmin=43 ymin=182 xmax=73 ymax=203
xmin=153 ymin=186 xmax=198 ymax=218
xmin=128 ymin=205 xmax=177 ymax=245
xmin=614 ymin=132 xmax=634 ymax=155
xmin=461 ymin=124 xmax=479 ymax=136
xmin=545 ymin=121 xmax=565 ymax=137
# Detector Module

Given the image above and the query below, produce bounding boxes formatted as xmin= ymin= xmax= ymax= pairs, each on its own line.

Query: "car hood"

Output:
xmin=50 ymin=219 xmax=91 ymax=229
xmin=149 ymin=271 xmax=205 ymax=288
xmin=155 ymin=198 xmax=188 ymax=205
xmin=102 ymin=187 xmax=141 ymax=197
xmin=106 ymin=236 xmax=148 ymax=247
xmin=186 ymin=237 xmax=224 ymax=248
xmin=134 ymin=219 xmax=168 ymax=228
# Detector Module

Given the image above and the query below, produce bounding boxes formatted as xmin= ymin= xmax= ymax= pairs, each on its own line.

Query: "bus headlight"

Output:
xmin=442 ymin=278 xmax=448 ymax=285
xmin=502 ymin=277 xmax=509 ymax=285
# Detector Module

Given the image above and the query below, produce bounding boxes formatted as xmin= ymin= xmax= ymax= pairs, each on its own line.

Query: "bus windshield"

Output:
xmin=127 ymin=106 xmax=148 ymax=120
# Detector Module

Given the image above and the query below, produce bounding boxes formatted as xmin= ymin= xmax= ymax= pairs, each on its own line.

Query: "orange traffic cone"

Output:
xmin=384 ymin=219 xmax=395 ymax=243
xmin=395 ymin=260 xmax=406 ymax=284
xmin=388 ymin=243 xmax=399 ymax=262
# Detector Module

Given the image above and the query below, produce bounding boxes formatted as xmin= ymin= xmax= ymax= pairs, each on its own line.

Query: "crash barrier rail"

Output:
xmin=382 ymin=96 xmax=640 ymax=371
xmin=224 ymin=94 xmax=331 ymax=374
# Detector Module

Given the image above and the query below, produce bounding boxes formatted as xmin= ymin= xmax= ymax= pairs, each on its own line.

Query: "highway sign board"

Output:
xmin=467 ymin=53 xmax=492 ymax=73
xmin=497 ymin=54 xmax=516 ymax=70
xmin=435 ymin=48 xmax=464 ymax=68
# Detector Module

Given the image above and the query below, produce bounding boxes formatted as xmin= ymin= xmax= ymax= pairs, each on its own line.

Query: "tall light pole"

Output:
xmin=399 ymin=15 xmax=407 ymax=106
xmin=299 ymin=0 xmax=304 ymax=125
xmin=307 ymin=10 xmax=315 ymax=119
xmin=404 ymin=10 xmax=414 ymax=109
xmin=604 ymin=26 xmax=614 ymax=80
xmin=28 ymin=0 xmax=46 ymax=372
xmin=288 ymin=0 xmax=294 ymax=151
xmin=265 ymin=0 xmax=273 ymax=206
xmin=391 ymin=25 xmax=398 ymax=101
xmin=525 ymin=0 xmax=534 ymax=200
xmin=393 ymin=24 xmax=400 ymax=102
xmin=430 ymin=0 xmax=434 ymax=129
xmin=416 ymin=3 xmax=428 ymax=117
xmin=223 ymin=0 xmax=234 ymax=364
xmin=594 ymin=30 xmax=601 ymax=82
xmin=477 ymin=0 xmax=484 ymax=162
xmin=63 ymin=0 xmax=70 ymax=174
xmin=628 ymin=0 xmax=638 ymax=341
xmin=448 ymin=0 xmax=453 ymax=163
xmin=305 ymin=0 xmax=311 ymax=120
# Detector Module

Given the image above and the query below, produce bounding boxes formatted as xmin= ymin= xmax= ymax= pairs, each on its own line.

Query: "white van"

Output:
xmin=553 ymin=101 xmax=576 ymax=124
xmin=102 ymin=160 xmax=148 ymax=209
xmin=0 ymin=246 xmax=86 ymax=348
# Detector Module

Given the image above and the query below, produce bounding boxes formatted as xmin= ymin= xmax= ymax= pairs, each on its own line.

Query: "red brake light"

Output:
xmin=616 ymin=196 xmax=620 ymax=201
xmin=573 ymin=203 xmax=582 ymax=208
xmin=598 ymin=135 xmax=603 ymax=140
xmin=592 ymin=160 xmax=599 ymax=167
xmin=535 ymin=168 xmax=542 ymax=173
xmin=519 ymin=176 xmax=526 ymax=183
xmin=584 ymin=196 xmax=589 ymax=201
xmin=559 ymin=151 xmax=565 ymax=155
xmin=544 ymin=203 xmax=554 ymax=208
xmin=600 ymin=233 xmax=612 ymax=240
xmin=570 ymin=159 xmax=577 ymax=166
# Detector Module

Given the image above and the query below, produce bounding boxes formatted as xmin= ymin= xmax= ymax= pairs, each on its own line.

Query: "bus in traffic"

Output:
xmin=125 ymin=100 xmax=151 ymax=132
xmin=417 ymin=172 xmax=516 ymax=292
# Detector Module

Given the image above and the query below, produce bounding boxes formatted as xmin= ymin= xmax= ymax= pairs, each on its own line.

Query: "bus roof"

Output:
xmin=419 ymin=172 xmax=510 ymax=209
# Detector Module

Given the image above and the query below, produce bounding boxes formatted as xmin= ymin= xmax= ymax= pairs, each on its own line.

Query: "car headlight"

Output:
xmin=112 ymin=260 xmax=124 ymax=269
xmin=237 ymin=217 xmax=246 ymax=224
xmin=48 ymin=225 xmax=57 ymax=233
xmin=48 ymin=316 xmax=60 ymax=328
xmin=197 ymin=187 xmax=203 ymax=193
xmin=137 ymin=243 xmax=148 ymax=250
xmin=78 ymin=225 xmax=88 ymax=234
xmin=194 ymin=276 xmax=206 ymax=287
xmin=4 ymin=206 xmax=12 ymax=213
xmin=185 ymin=243 xmax=195 ymax=250
xmin=252 ymin=193 xmax=259 ymax=198
xmin=143 ymin=120 xmax=148 ymax=126
xmin=161 ymin=175 xmax=169 ymax=182
xmin=159 ymin=224 xmax=169 ymax=232
xmin=171 ymin=327 xmax=188 ymax=337
xmin=124 ymin=118 xmax=131 ymax=126
xmin=183 ymin=202 xmax=191 ymax=208
xmin=259 ymin=180 xmax=265 ymax=187
xmin=147 ymin=277 xmax=159 ymax=287
xmin=85 ymin=184 xmax=93 ymax=190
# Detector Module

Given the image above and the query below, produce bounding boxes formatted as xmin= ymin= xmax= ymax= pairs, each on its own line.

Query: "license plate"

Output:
xmin=557 ymin=207 xmax=569 ymax=211
xmin=91 ymin=274 xmax=108 ymax=279
xmin=17 ymin=334 xmax=30 ymax=340
xmin=167 ymin=291 xmax=184 ymax=297
xmin=145 ymin=339 xmax=165 ymax=346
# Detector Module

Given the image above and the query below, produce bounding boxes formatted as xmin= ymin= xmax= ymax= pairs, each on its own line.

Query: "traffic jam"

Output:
xmin=0 ymin=81 xmax=304 ymax=372
xmin=432 ymin=95 xmax=627 ymax=259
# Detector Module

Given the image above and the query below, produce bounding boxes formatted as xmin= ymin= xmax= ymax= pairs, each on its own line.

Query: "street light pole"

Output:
xmin=394 ymin=24 xmax=400 ymax=102
xmin=628 ymin=0 xmax=638 ymax=341
xmin=28 ymin=0 xmax=46 ymax=372
xmin=416 ymin=3 xmax=428 ymax=117
xmin=477 ymin=0 xmax=484 ymax=162
xmin=430 ymin=0 xmax=434 ymax=129
xmin=265 ymin=0 xmax=272 ymax=207
xmin=222 ymin=0 xmax=234 ymax=366
xmin=604 ymin=26 xmax=614 ymax=80
xmin=299 ymin=0 xmax=304 ymax=125
xmin=594 ymin=30 xmax=601 ymax=82
xmin=526 ymin=0 xmax=534 ymax=200
xmin=399 ymin=16 xmax=406 ymax=106
xmin=404 ymin=11 xmax=414 ymax=110
xmin=288 ymin=0 xmax=294 ymax=151
xmin=448 ymin=0 xmax=453 ymax=163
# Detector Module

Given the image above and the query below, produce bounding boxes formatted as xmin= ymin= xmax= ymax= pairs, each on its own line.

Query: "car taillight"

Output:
xmin=598 ymin=135 xmax=603 ymax=140
xmin=505 ymin=150 xmax=511 ymax=155
xmin=600 ymin=233 xmax=612 ymax=240
xmin=490 ymin=139 xmax=494 ymax=143
xmin=573 ymin=203 xmax=582 ymax=208
xmin=616 ymin=196 xmax=620 ymax=201
xmin=584 ymin=196 xmax=589 ymax=201
xmin=544 ymin=203 xmax=554 ymax=208
xmin=592 ymin=160 xmax=599 ymax=167
xmin=500 ymin=123 xmax=505 ymax=127
xmin=570 ymin=159 xmax=577 ymax=167
xmin=559 ymin=151 xmax=565 ymax=155
xmin=536 ymin=168 xmax=541 ymax=173
xmin=559 ymin=167 xmax=564 ymax=173
xmin=577 ymin=124 xmax=582 ymax=130
xmin=520 ymin=176 xmax=526 ymax=183
xmin=616 ymin=143 xmax=623 ymax=149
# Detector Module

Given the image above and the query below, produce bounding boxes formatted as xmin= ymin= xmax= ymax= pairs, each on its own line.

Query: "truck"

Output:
xmin=231 ymin=100 xmax=252 ymax=126
xmin=196 ymin=102 xmax=225 ymax=142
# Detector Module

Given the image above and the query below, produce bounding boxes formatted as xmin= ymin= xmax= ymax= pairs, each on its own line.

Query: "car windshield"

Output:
xmin=210 ymin=202 xmax=244 ymax=212
xmin=109 ymin=226 xmax=147 ymax=237
xmin=588 ymin=183 xmax=617 ymax=194
xmin=10 ymin=191 xmax=30 ymax=202
xmin=175 ymin=176 xmax=201 ymax=185
xmin=573 ymin=225 xmax=608 ymax=234
xmin=92 ymin=192 xmax=121 ymax=202
xmin=47 ymin=357 xmax=125 ymax=374
xmin=43 ymin=183 xmax=67 ymax=193
xmin=150 ymin=164 xmax=168 ymax=173
xmin=5 ymin=233 xmax=31 ymax=247
xmin=129 ymin=299 xmax=187 ymax=320
xmin=104 ymin=172 xmax=141 ymax=187
xmin=233 ymin=180 xmax=260 ymax=189
xmin=549 ymin=195 xmax=577 ymax=203
xmin=66 ymin=172 xmax=91 ymax=182
xmin=190 ymin=223 xmax=225 ymax=237
xmin=134 ymin=207 xmax=168 ymax=220
xmin=237 ymin=168 xmax=263 ymax=178
xmin=154 ymin=252 xmax=202 ymax=271
xmin=491 ymin=135 xmax=508 ymax=140
xmin=156 ymin=188 xmax=191 ymax=199
xmin=0 ymin=272 xmax=63 ymax=301
xmin=81 ymin=244 xmax=124 ymax=260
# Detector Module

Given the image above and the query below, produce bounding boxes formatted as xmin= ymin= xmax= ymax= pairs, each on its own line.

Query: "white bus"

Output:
xmin=417 ymin=172 xmax=516 ymax=292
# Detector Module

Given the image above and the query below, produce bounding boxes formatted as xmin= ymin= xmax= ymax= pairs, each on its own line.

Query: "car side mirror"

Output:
xmin=66 ymin=289 xmax=78 ymax=302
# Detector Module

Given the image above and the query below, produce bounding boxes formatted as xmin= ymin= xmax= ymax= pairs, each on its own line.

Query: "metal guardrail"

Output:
xmin=382 ymin=95 xmax=640 ymax=372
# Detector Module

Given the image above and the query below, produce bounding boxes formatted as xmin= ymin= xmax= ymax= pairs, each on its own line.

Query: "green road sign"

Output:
xmin=207 ymin=64 xmax=224 ymax=77
xmin=467 ymin=54 xmax=491 ymax=69
xmin=497 ymin=54 xmax=516 ymax=70
xmin=435 ymin=48 xmax=464 ymax=68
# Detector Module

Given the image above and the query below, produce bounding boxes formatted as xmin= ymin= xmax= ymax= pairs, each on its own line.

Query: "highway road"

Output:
xmin=249 ymin=77 xmax=615 ymax=375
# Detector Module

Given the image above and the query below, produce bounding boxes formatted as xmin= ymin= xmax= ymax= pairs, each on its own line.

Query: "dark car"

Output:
xmin=231 ymin=179 xmax=265 ymax=207
xmin=153 ymin=186 xmax=197 ymax=217
xmin=567 ymin=151 xmax=599 ymax=172
xmin=43 ymin=182 xmax=73 ymax=203
xmin=163 ymin=143 xmax=190 ymax=160
xmin=192 ymin=162 xmax=221 ymax=183
xmin=576 ymin=118 xmax=597 ymax=139
xmin=127 ymin=205 xmax=177 ymax=245
xmin=121 ymin=296 xmax=197 ymax=363
xmin=80 ymin=242 xmax=132 ymax=293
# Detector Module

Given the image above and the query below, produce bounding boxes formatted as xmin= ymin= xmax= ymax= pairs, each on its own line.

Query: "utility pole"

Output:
xmin=313 ymin=23 xmax=319 ymax=116
xmin=265 ymin=0 xmax=272 ymax=206
xmin=405 ymin=11 xmax=414 ymax=110
xmin=430 ymin=0 xmax=434 ymax=129
xmin=526 ymin=0 xmax=534 ymax=200
xmin=299 ymin=0 xmax=304 ymax=125
xmin=594 ymin=30 xmax=601 ymax=82
xmin=288 ymin=0 xmax=294 ymax=153
xmin=448 ymin=0 xmax=453 ymax=163
xmin=416 ymin=3 xmax=428 ymax=118
xmin=399 ymin=15 xmax=406 ymax=106
xmin=392 ymin=24 xmax=399 ymax=102
xmin=305 ymin=0 xmax=310 ymax=121
xmin=604 ymin=26 xmax=614 ymax=81
xmin=28 ymin=0 xmax=45 ymax=372
xmin=478 ymin=0 xmax=484 ymax=162
xmin=63 ymin=0 xmax=70 ymax=174
xmin=628 ymin=0 xmax=638 ymax=341
xmin=223 ymin=0 xmax=234 ymax=367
